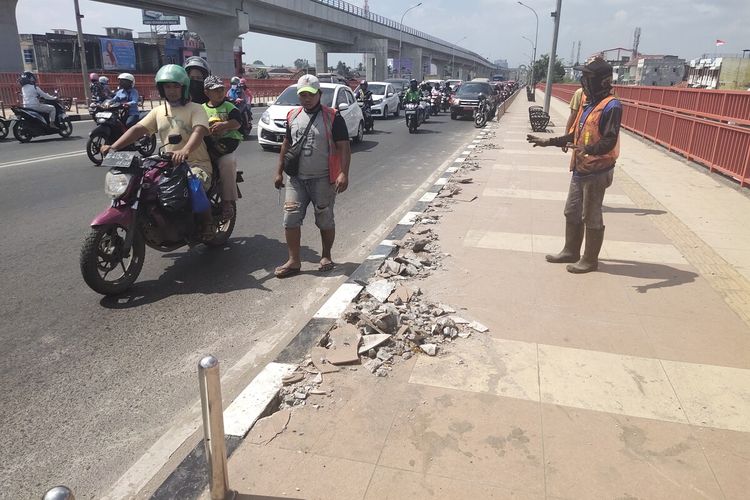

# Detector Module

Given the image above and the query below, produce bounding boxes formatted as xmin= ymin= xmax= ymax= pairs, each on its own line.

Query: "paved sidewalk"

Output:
xmin=211 ymin=93 xmax=750 ymax=499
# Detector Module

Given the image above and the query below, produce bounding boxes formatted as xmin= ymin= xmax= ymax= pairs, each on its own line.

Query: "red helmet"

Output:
xmin=89 ymin=72 xmax=99 ymax=82
xmin=239 ymin=78 xmax=246 ymax=86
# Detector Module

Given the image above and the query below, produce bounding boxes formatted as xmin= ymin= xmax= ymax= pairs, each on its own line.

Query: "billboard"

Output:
xmin=142 ymin=10 xmax=180 ymax=26
xmin=100 ymin=38 xmax=136 ymax=71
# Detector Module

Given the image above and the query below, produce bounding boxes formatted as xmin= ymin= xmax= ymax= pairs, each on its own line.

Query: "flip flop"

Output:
xmin=274 ymin=265 xmax=301 ymax=278
xmin=318 ymin=261 xmax=334 ymax=272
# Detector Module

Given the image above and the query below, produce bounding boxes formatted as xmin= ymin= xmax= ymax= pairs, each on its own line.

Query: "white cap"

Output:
xmin=297 ymin=74 xmax=321 ymax=94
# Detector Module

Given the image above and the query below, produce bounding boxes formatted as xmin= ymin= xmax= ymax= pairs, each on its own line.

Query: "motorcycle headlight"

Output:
xmin=105 ymin=170 xmax=132 ymax=199
xmin=261 ymin=110 xmax=271 ymax=125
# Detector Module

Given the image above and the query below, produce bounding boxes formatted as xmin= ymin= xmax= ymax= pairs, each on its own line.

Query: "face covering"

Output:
xmin=189 ymin=80 xmax=208 ymax=103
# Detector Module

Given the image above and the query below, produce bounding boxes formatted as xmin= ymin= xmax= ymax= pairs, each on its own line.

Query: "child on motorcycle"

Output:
xmin=203 ymin=75 xmax=242 ymax=220
xmin=102 ymin=64 xmax=216 ymax=238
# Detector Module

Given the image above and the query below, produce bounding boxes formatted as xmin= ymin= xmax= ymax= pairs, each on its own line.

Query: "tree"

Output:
xmin=356 ymin=62 xmax=364 ymax=72
xmin=256 ymin=68 xmax=269 ymax=79
xmin=252 ymin=60 xmax=265 ymax=66
xmin=293 ymin=58 xmax=309 ymax=69
xmin=532 ymin=54 xmax=565 ymax=84
xmin=335 ymin=60 xmax=351 ymax=77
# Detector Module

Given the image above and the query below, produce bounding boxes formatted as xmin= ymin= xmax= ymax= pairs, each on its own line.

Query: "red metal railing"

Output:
xmin=0 ymin=72 xmax=294 ymax=113
xmin=542 ymin=83 xmax=750 ymax=187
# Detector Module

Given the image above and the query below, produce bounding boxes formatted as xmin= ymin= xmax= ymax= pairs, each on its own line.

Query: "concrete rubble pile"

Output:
xmin=278 ymin=218 xmax=489 ymax=410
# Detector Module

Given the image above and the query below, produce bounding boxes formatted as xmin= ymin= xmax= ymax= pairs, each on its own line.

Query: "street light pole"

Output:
xmin=522 ymin=36 xmax=535 ymax=85
xmin=397 ymin=2 xmax=422 ymax=78
xmin=518 ymin=2 xmax=538 ymax=91
xmin=543 ymin=0 xmax=562 ymax=113
xmin=73 ymin=0 xmax=91 ymax=101
xmin=451 ymin=35 xmax=468 ymax=79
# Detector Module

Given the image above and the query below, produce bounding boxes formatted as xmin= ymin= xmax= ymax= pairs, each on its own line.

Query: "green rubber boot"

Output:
xmin=546 ymin=223 xmax=584 ymax=263
xmin=567 ymin=227 xmax=605 ymax=274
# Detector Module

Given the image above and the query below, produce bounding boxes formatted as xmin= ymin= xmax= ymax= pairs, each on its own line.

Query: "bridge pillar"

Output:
xmin=458 ymin=66 xmax=468 ymax=81
xmin=315 ymin=44 xmax=330 ymax=73
xmin=0 ymin=0 xmax=23 ymax=73
xmin=364 ymin=38 xmax=388 ymax=82
xmin=401 ymin=45 xmax=423 ymax=82
xmin=186 ymin=9 xmax=249 ymax=77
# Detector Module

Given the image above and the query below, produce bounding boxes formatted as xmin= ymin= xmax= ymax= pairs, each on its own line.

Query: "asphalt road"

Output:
xmin=0 ymin=108 xmax=481 ymax=498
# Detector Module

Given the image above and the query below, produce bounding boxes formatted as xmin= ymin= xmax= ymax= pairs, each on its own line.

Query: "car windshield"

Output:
xmin=275 ymin=86 xmax=334 ymax=107
xmin=457 ymin=83 xmax=488 ymax=95
xmin=369 ymin=84 xmax=386 ymax=95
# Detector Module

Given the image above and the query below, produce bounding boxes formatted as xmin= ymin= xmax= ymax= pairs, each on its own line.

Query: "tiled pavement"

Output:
xmin=214 ymin=93 xmax=750 ymax=500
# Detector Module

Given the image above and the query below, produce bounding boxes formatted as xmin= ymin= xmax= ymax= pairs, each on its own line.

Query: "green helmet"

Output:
xmin=155 ymin=64 xmax=190 ymax=100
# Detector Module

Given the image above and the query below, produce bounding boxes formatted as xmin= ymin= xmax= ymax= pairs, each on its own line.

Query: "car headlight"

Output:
xmin=105 ymin=171 xmax=132 ymax=199
xmin=372 ymin=98 xmax=382 ymax=105
xmin=261 ymin=110 xmax=270 ymax=125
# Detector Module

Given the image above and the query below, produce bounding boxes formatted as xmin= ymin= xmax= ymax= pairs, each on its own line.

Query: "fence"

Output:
xmin=542 ymin=83 xmax=750 ymax=187
xmin=0 ymin=72 xmax=294 ymax=117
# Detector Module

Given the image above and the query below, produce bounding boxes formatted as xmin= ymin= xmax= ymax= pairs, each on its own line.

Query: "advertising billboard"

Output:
xmin=142 ymin=10 xmax=180 ymax=26
xmin=100 ymin=38 xmax=136 ymax=71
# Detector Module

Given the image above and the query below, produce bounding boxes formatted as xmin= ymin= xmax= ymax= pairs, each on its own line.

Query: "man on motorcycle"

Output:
xmin=102 ymin=64 xmax=215 ymax=238
xmin=403 ymin=79 xmax=425 ymax=123
xmin=184 ymin=56 xmax=211 ymax=104
xmin=110 ymin=73 xmax=140 ymax=128
xmin=19 ymin=71 xmax=58 ymax=128
xmin=227 ymin=76 xmax=252 ymax=136
xmin=355 ymin=80 xmax=372 ymax=104
xmin=239 ymin=78 xmax=253 ymax=103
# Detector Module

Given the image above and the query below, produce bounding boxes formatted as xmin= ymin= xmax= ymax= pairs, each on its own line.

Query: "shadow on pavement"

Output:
xmin=602 ymin=205 xmax=667 ymax=216
xmin=598 ymin=259 xmax=699 ymax=293
xmin=351 ymin=139 xmax=378 ymax=152
xmin=413 ymin=128 xmax=442 ymax=134
xmin=99 ymin=234 xmax=313 ymax=308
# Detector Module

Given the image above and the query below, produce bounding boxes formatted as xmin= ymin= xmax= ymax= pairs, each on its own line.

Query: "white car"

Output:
xmin=367 ymin=81 xmax=400 ymax=119
xmin=258 ymin=83 xmax=365 ymax=150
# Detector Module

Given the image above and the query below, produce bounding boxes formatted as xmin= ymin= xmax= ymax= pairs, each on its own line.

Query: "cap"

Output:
xmin=203 ymin=75 xmax=225 ymax=90
xmin=574 ymin=57 xmax=612 ymax=77
xmin=297 ymin=74 xmax=321 ymax=94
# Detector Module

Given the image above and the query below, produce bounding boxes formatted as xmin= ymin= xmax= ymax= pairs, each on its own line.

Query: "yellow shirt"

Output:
xmin=139 ymin=102 xmax=212 ymax=174
xmin=569 ymin=87 xmax=584 ymax=112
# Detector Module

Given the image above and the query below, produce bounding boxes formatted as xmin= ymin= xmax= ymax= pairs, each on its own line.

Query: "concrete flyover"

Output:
xmin=3 ymin=0 xmax=494 ymax=82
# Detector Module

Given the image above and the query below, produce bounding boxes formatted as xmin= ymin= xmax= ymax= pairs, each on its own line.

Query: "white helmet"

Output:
xmin=117 ymin=73 xmax=135 ymax=83
xmin=99 ymin=76 xmax=109 ymax=84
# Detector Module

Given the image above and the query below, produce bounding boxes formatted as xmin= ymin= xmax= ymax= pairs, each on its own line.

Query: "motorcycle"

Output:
xmin=430 ymin=90 xmax=441 ymax=116
xmin=233 ymin=98 xmax=253 ymax=139
xmin=404 ymin=102 xmax=423 ymax=133
xmin=358 ymin=93 xmax=374 ymax=133
xmin=0 ymin=117 xmax=9 ymax=139
xmin=11 ymin=98 xmax=72 ymax=142
xmin=79 ymin=135 xmax=244 ymax=296
xmin=86 ymin=99 xmax=156 ymax=165
xmin=474 ymin=95 xmax=489 ymax=128
xmin=441 ymin=91 xmax=451 ymax=112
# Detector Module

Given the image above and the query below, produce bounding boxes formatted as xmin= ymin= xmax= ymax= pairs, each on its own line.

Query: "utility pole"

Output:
xmin=543 ymin=0 xmax=562 ymax=113
xmin=73 ymin=0 xmax=91 ymax=101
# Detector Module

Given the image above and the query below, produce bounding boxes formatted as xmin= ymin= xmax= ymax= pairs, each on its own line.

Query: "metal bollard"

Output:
xmin=42 ymin=486 xmax=75 ymax=500
xmin=198 ymin=356 xmax=234 ymax=500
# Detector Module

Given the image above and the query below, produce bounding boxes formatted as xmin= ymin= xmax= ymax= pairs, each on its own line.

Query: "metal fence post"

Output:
xmin=42 ymin=486 xmax=75 ymax=500
xmin=198 ymin=356 xmax=234 ymax=500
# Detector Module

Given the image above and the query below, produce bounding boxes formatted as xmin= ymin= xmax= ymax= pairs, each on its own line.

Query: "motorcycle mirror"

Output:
xmin=338 ymin=103 xmax=349 ymax=111
xmin=387 ymin=92 xmax=394 ymax=97
xmin=167 ymin=134 xmax=182 ymax=145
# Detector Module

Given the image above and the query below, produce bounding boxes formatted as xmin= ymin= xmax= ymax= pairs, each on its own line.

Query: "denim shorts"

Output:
xmin=283 ymin=175 xmax=336 ymax=230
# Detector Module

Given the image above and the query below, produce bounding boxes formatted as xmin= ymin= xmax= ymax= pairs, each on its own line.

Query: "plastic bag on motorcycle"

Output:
xmin=157 ymin=163 xmax=191 ymax=212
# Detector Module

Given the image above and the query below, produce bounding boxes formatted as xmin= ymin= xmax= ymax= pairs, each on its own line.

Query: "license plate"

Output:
xmin=97 ymin=111 xmax=113 ymax=119
xmin=101 ymin=151 xmax=138 ymax=168
xmin=406 ymin=110 xmax=416 ymax=115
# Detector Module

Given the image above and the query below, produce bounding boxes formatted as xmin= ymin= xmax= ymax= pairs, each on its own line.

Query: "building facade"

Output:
xmin=687 ymin=55 xmax=750 ymax=90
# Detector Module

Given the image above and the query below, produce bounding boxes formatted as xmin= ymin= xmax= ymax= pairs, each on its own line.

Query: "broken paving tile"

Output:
xmin=312 ymin=372 xmax=323 ymax=385
xmin=358 ymin=333 xmax=391 ymax=355
xmin=326 ymin=324 xmax=362 ymax=365
xmin=282 ymin=371 xmax=305 ymax=386
xmin=363 ymin=358 xmax=383 ymax=374
xmin=366 ymin=279 xmax=395 ymax=303
xmin=311 ymin=347 xmax=340 ymax=374
xmin=449 ymin=315 xmax=470 ymax=324
xmin=468 ymin=320 xmax=489 ymax=333
xmin=420 ymin=343 xmax=438 ymax=356
xmin=454 ymin=194 xmax=478 ymax=203
xmin=249 ymin=408 xmax=291 ymax=446
xmin=388 ymin=285 xmax=414 ymax=304
xmin=309 ymin=389 xmax=327 ymax=395
xmin=412 ymin=239 xmax=430 ymax=253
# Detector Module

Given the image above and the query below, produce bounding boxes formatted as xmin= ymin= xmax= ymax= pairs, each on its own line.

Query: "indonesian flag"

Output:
xmin=715 ymin=39 xmax=726 ymax=46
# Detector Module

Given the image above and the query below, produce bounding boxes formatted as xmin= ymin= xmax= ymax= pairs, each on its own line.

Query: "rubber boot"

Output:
xmin=567 ymin=227 xmax=605 ymax=274
xmin=545 ymin=223 xmax=584 ymax=263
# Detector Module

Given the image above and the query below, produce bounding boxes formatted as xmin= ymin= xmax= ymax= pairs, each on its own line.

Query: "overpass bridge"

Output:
xmin=2 ymin=0 xmax=495 ymax=81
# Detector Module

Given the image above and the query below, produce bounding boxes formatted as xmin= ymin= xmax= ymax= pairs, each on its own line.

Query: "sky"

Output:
xmin=14 ymin=0 xmax=750 ymax=69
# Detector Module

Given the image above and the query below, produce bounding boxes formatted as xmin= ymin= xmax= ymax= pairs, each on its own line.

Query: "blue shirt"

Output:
xmin=112 ymin=88 xmax=140 ymax=116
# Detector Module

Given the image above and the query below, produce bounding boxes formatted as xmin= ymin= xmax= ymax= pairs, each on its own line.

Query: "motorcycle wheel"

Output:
xmin=80 ymin=224 xmax=145 ymax=296
xmin=136 ymin=134 xmax=157 ymax=157
xmin=13 ymin=121 xmax=33 ymax=143
xmin=58 ymin=118 xmax=73 ymax=138
xmin=474 ymin=112 xmax=487 ymax=128
xmin=86 ymin=133 xmax=107 ymax=165
xmin=204 ymin=201 xmax=236 ymax=247
xmin=0 ymin=120 xmax=8 ymax=139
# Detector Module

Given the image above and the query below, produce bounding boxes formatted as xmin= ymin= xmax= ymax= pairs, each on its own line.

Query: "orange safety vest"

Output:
xmin=569 ymin=95 xmax=620 ymax=175
xmin=287 ymin=105 xmax=342 ymax=183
